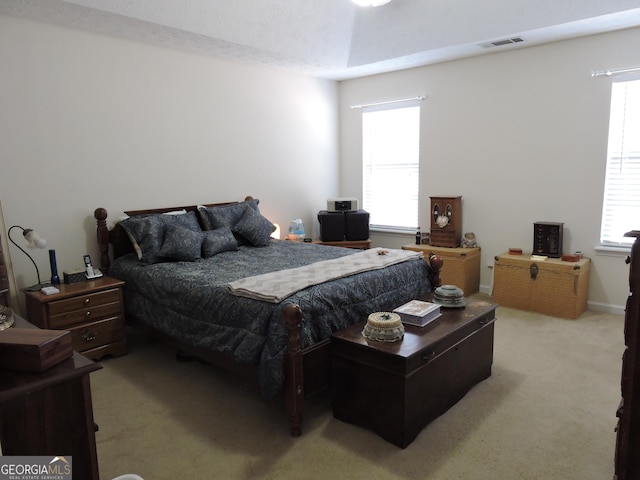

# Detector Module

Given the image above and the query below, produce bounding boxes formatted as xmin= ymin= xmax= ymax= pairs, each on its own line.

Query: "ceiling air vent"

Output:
xmin=479 ymin=37 xmax=524 ymax=49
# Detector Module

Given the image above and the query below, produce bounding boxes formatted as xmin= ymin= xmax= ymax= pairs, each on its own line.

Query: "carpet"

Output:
xmin=92 ymin=295 xmax=622 ymax=480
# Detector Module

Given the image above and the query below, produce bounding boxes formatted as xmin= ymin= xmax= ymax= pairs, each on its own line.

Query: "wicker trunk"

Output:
xmin=403 ymin=245 xmax=480 ymax=295
xmin=492 ymin=253 xmax=590 ymax=319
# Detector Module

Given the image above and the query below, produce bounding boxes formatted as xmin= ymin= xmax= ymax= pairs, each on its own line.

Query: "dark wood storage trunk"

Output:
xmin=0 ymin=328 xmax=72 ymax=372
xmin=331 ymin=298 xmax=497 ymax=448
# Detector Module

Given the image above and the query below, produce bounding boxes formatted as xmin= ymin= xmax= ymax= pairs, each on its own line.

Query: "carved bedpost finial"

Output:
xmin=429 ymin=253 xmax=443 ymax=288
xmin=94 ymin=208 xmax=110 ymax=272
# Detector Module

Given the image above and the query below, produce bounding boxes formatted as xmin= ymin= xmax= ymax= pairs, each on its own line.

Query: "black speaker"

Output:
xmin=318 ymin=211 xmax=345 ymax=241
xmin=345 ymin=210 xmax=370 ymax=241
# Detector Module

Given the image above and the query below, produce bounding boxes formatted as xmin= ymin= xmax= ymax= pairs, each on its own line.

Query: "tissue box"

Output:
xmin=64 ymin=269 xmax=86 ymax=284
xmin=0 ymin=328 xmax=73 ymax=372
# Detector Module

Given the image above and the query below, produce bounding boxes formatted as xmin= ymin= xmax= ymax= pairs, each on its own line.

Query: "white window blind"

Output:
xmin=362 ymin=104 xmax=420 ymax=231
xmin=600 ymin=74 xmax=640 ymax=246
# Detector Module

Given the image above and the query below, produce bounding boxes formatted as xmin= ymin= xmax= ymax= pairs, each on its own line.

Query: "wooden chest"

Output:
xmin=331 ymin=297 xmax=497 ymax=448
xmin=0 ymin=327 xmax=72 ymax=372
xmin=492 ymin=253 xmax=590 ymax=319
xmin=403 ymin=245 xmax=481 ymax=294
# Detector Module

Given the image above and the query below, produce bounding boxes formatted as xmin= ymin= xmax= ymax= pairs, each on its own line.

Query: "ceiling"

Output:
xmin=2 ymin=0 xmax=640 ymax=80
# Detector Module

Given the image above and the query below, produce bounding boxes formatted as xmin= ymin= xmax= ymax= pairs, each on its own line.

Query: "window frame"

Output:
xmin=361 ymin=101 xmax=421 ymax=232
xmin=599 ymin=72 xmax=640 ymax=251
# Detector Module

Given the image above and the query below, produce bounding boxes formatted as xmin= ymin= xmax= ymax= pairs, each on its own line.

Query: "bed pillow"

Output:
xmin=232 ymin=204 xmax=275 ymax=247
xmin=158 ymin=224 xmax=204 ymax=262
xmin=120 ymin=210 xmax=201 ymax=264
xmin=202 ymin=227 xmax=238 ymax=258
xmin=198 ymin=199 xmax=260 ymax=231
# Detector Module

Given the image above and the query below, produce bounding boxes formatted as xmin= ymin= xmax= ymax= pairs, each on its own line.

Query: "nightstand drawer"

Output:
xmin=47 ymin=288 xmax=121 ymax=316
xmin=49 ymin=301 xmax=122 ymax=328
xmin=69 ymin=316 xmax=124 ymax=352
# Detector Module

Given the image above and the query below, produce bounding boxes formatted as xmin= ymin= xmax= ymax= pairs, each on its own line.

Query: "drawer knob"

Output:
xmin=478 ymin=317 xmax=488 ymax=326
xmin=84 ymin=298 xmax=91 ymax=305
xmin=86 ymin=310 xmax=92 ymax=317
xmin=81 ymin=330 xmax=97 ymax=342
xmin=421 ymin=351 xmax=436 ymax=362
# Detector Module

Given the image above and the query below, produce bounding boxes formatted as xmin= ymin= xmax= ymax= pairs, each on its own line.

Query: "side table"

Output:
xmin=0 ymin=316 xmax=102 ymax=479
xmin=24 ymin=276 xmax=127 ymax=359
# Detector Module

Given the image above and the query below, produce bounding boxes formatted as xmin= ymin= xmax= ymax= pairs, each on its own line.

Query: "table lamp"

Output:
xmin=8 ymin=225 xmax=50 ymax=291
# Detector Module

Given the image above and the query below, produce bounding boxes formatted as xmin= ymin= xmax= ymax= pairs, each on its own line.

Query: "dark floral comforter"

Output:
xmin=109 ymin=239 xmax=432 ymax=399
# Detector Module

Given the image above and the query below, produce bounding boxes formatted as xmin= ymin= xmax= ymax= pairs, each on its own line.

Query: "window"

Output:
xmin=362 ymin=103 xmax=421 ymax=231
xmin=600 ymin=74 xmax=640 ymax=246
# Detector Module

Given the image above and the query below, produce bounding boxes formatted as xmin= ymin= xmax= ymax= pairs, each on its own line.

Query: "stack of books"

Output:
xmin=393 ymin=299 xmax=442 ymax=327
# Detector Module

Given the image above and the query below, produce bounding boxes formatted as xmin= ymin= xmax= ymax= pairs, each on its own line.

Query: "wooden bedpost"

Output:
xmin=429 ymin=253 xmax=443 ymax=288
xmin=94 ymin=208 xmax=110 ymax=272
xmin=282 ymin=302 xmax=304 ymax=437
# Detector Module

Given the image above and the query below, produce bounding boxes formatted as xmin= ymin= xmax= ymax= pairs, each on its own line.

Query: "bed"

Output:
xmin=94 ymin=197 xmax=442 ymax=436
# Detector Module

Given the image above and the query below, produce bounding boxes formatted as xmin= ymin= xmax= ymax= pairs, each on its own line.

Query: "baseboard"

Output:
xmin=587 ymin=301 xmax=625 ymax=315
xmin=479 ymin=284 xmax=625 ymax=316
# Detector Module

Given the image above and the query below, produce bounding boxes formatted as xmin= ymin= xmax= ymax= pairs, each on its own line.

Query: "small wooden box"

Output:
xmin=430 ymin=196 xmax=462 ymax=247
xmin=0 ymin=328 xmax=73 ymax=372
xmin=403 ymin=244 xmax=481 ymax=294
xmin=493 ymin=253 xmax=590 ymax=319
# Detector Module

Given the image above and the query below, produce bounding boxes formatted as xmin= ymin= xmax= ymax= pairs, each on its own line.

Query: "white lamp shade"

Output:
xmin=24 ymin=229 xmax=47 ymax=248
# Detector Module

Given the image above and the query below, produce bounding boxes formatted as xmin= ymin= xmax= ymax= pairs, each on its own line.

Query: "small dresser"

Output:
xmin=24 ymin=276 xmax=127 ymax=360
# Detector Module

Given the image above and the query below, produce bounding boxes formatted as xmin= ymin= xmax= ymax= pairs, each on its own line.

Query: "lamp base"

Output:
xmin=25 ymin=282 xmax=51 ymax=292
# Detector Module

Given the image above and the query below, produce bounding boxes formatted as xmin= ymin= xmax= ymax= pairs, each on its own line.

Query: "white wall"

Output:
xmin=0 ymin=14 xmax=338 ymax=313
xmin=339 ymin=27 xmax=640 ymax=313
xmin=2 ymin=14 xmax=637 ymax=315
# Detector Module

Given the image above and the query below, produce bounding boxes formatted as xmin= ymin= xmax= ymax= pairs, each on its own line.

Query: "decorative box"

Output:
xmin=64 ymin=269 xmax=86 ymax=284
xmin=533 ymin=222 xmax=564 ymax=258
xmin=0 ymin=327 xmax=73 ymax=372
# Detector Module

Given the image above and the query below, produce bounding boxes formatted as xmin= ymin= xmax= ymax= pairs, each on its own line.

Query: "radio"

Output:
xmin=327 ymin=197 xmax=359 ymax=212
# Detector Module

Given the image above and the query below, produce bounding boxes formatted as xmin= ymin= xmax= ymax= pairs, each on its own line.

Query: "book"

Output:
xmin=393 ymin=300 xmax=442 ymax=327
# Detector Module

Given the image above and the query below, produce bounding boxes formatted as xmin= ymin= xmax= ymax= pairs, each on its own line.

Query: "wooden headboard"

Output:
xmin=94 ymin=196 xmax=254 ymax=272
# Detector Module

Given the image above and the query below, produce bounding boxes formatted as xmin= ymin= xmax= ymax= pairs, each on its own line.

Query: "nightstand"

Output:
xmin=24 ymin=276 xmax=127 ymax=360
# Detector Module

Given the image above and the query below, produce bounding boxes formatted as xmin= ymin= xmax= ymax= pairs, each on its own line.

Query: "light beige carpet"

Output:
xmin=92 ymin=295 xmax=623 ymax=480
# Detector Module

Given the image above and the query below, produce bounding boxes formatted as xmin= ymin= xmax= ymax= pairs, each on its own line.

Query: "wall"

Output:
xmin=0 ymin=14 xmax=339 ymax=313
xmin=339 ymin=27 xmax=640 ymax=313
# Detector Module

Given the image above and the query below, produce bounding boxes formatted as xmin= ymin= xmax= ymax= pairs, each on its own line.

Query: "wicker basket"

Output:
xmin=402 ymin=245 xmax=481 ymax=294
xmin=493 ymin=253 xmax=590 ymax=319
